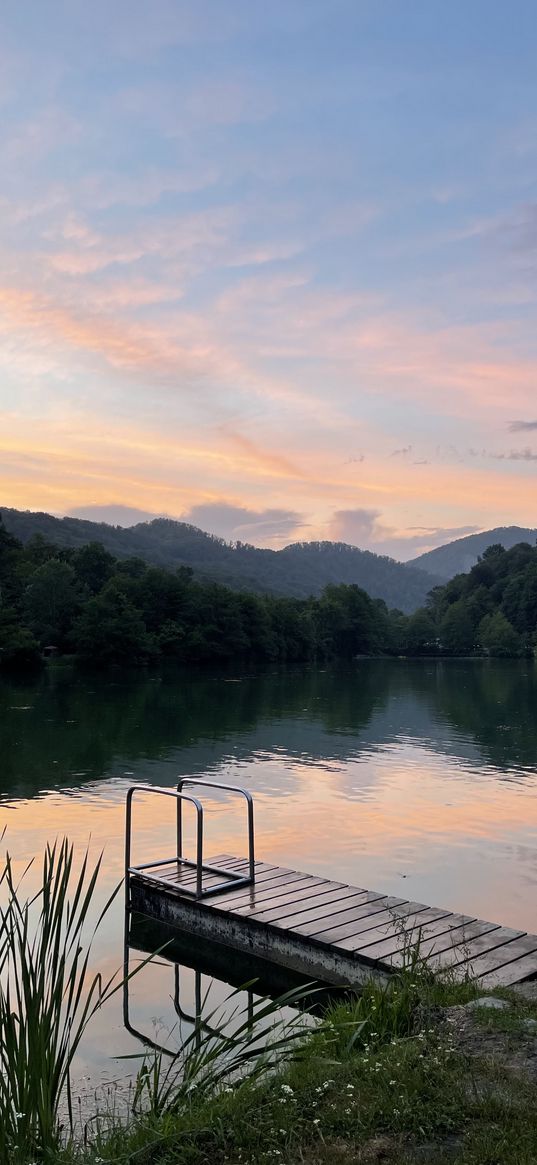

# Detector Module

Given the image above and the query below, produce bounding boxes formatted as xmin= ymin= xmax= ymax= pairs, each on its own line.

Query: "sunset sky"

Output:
xmin=2 ymin=0 xmax=537 ymax=559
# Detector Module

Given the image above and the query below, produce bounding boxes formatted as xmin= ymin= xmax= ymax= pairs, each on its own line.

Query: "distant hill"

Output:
xmin=411 ymin=526 xmax=537 ymax=581
xmin=0 ymin=508 xmax=439 ymax=613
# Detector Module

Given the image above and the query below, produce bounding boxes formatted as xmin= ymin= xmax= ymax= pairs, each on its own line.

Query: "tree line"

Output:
xmin=0 ymin=516 xmax=534 ymax=670
xmin=1 ymin=507 xmax=436 ymax=611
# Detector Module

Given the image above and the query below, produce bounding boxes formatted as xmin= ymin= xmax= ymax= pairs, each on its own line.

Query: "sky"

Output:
xmin=1 ymin=0 xmax=537 ymax=560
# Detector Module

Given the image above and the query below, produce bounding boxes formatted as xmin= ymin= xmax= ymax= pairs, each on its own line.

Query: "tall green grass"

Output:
xmin=0 ymin=840 xmax=127 ymax=1164
xmin=0 ymin=840 xmax=319 ymax=1163
xmin=0 ymin=837 xmax=455 ymax=1165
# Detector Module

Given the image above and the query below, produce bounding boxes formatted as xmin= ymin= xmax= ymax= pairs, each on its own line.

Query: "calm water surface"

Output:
xmin=1 ymin=659 xmax=537 ymax=1088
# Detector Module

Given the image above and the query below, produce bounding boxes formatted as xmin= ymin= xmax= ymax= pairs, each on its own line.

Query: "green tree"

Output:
xmin=478 ymin=611 xmax=521 ymax=657
xmin=0 ymin=609 xmax=40 ymax=669
xmin=385 ymin=609 xmax=409 ymax=654
xmin=316 ymin=584 xmax=381 ymax=658
xmin=481 ymin=543 xmax=507 ymax=563
xmin=72 ymin=542 xmax=115 ymax=595
xmin=440 ymin=600 xmax=475 ymax=654
xmin=24 ymin=560 xmax=81 ymax=647
xmin=405 ymin=610 xmax=437 ymax=655
xmin=72 ymin=580 xmax=152 ymax=664
xmin=0 ymin=515 xmax=23 ymax=608
xmin=22 ymin=533 xmax=61 ymax=569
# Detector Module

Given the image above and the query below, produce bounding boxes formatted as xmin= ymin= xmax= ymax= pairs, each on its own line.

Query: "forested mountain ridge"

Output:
xmin=0 ymin=516 xmax=415 ymax=669
xmin=1 ymin=515 xmax=536 ymax=669
xmin=1 ymin=508 xmax=439 ymax=613
xmin=412 ymin=526 xmax=537 ymax=580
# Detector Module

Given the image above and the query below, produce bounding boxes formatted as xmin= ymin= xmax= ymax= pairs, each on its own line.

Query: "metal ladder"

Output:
xmin=125 ymin=777 xmax=255 ymax=900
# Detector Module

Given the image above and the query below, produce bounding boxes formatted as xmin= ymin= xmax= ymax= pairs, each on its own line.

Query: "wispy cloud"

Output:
xmin=509 ymin=419 xmax=537 ymax=432
xmin=491 ymin=447 xmax=537 ymax=462
xmin=182 ymin=502 xmax=307 ymax=546
xmin=68 ymin=503 xmax=167 ymax=526
xmin=327 ymin=508 xmax=479 ymax=560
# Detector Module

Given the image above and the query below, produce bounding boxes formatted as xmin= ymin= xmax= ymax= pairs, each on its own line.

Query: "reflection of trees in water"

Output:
xmin=1 ymin=659 xmax=536 ymax=801
xmin=0 ymin=664 xmax=391 ymax=799
xmin=407 ymin=659 xmax=537 ymax=772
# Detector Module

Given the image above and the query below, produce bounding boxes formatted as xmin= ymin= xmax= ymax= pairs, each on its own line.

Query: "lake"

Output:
xmin=1 ymin=658 xmax=537 ymax=1094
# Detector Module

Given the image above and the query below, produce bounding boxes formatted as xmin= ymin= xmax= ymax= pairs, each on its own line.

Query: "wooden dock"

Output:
xmin=128 ymin=853 xmax=537 ymax=990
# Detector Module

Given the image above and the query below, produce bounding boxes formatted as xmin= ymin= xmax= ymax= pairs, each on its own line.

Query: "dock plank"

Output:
xmin=476 ymin=949 xmax=537 ymax=988
xmin=219 ymin=871 xmax=320 ymax=899
xmin=305 ymin=898 xmax=410 ymax=943
xmin=129 ymin=852 xmax=537 ymax=989
xmin=206 ymin=870 xmax=323 ymax=903
xmin=132 ymin=857 xmax=276 ymax=896
xmin=426 ymin=926 xmax=525 ymax=974
xmin=139 ymin=866 xmax=227 ymax=890
xmin=235 ymin=884 xmax=371 ymax=922
xmin=138 ymin=857 xmax=277 ymax=885
xmin=260 ymin=890 xmax=386 ymax=929
xmin=234 ymin=880 xmax=349 ymax=918
xmin=216 ymin=874 xmax=331 ymax=911
xmin=346 ymin=907 xmax=453 ymax=958
xmin=316 ymin=902 xmax=448 ymax=949
xmin=449 ymin=935 xmax=537 ymax=982
xmin=382 ymin=918 xmax=496 ymax=967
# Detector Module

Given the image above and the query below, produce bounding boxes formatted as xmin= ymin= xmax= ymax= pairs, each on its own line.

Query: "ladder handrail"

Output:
xmin=125 ymin=784 xmax=205 ymax=896
xmin=176 ymin=777 xmax=255 ymax=885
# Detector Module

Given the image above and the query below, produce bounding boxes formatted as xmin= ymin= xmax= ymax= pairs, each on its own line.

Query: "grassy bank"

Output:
xmin=4 ymin=843 xmax=537 ymax=1165
xmin=50 ymin=975 xmax=537 ymax=1165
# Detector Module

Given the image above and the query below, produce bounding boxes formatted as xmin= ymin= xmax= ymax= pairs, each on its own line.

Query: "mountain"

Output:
xmin=0 ymin=508 xmax=439 ymax=613
xmin=411 ymin=526 xmax=537 ymax=581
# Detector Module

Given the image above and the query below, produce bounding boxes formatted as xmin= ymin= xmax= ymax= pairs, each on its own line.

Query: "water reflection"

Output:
xmin=2 ymin=660 xmax=537 ymax=1085
xmin=123 ymin=913 xmax=326 ymax=1072
xmin=3 ymin=661 xmax=537 ymax=805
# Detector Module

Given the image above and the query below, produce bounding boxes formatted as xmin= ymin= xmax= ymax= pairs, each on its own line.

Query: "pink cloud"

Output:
xmin=327 ymin=508 xmax=479 ymax=559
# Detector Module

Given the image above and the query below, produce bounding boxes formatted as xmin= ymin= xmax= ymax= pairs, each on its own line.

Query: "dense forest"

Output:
xmin=0 ymin=516 xmax=399 ymax=669
xmin=1 ymin=507 xmax=437 ymax=612
xmin=0 ymin=516 xmax=535 ymax=671
xmin=421 ymin=540 xmax=537 ymax=658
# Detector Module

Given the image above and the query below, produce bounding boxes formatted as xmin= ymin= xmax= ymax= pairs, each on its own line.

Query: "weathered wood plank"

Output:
xmin=235 ymin=884 xmax=371 ymax=923
xmin=260 ymin=890 xmax=386 ymax=929
xmin=207 ymin=855 xmax=274 ymax=871
xmin=207 ymin=872 xmax=324 ymax=909
xmin=383 ymin=918 xmax=496 ymax=968
xmin=233 ymin=880 xmax=348 ymax=918
xmin=163 ymin=872 xmax=227 ymax=889
xmin=142 ymin=858 xmax=277 ymax=885
xmin=219 ymin=870 xmax=317 ymax=898
xmin=476 ymin=949 xmax=537 ymax=988
xmin=139 ymin=866 xmax=226 ymax=889
xmin=343 ymin=908 xmax=453 ymax=958
xmin=215 ymin=874 xmax=330 ymax=911
xmin=206 ymin=858 xmax=280 ymax=876
xmin=425 ymin=926 xmax=526 ymax=974
xmin=316 ymin=902 xmax=445 ymax=948
xmin=449 ymin=935 xmax=537 ymax=982
xmin=216 ymin=859 xmax=280 ymax=875
xmin=301 ymin=896 xmax=408 ymax=941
